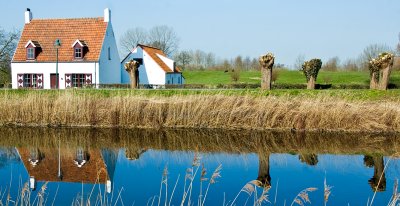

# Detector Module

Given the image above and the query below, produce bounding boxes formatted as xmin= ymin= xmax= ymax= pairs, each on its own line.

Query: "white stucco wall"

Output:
xmin=11 ymin=62 xmax=99 ymax=89
xmin=142 ymin=50 xmax=166 ymax=85
xmin=157 ymin=54 xmax=174 ymax=71
xmin=98 ymin=23 xmax=120 ymax=84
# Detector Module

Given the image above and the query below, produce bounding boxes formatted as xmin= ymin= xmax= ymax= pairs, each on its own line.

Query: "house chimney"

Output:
xmin=104 ymin=8 xmax=111 ymax=22
xmin=25 ymin=8 xmax=32 ymax=24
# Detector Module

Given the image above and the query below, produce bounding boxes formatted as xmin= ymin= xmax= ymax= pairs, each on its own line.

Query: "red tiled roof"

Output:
xmin=13 ymin=18 xmax=107 ymax=62
xmin=138 ymin=44 xmax=181 ymax=73
xmin=18 ymin=147 xmax=109 ymax=183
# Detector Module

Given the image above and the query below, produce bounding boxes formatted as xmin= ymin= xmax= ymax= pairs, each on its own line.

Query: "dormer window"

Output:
xmin=75 ymin=47 xmax=82 ymax=58
xmin=27 ymin=47 xmax=35 ymax=59
xmin=72 ymin=40 xmax=87 ymax=60
xmin=25 ymin=40 xmax=41 ymax=60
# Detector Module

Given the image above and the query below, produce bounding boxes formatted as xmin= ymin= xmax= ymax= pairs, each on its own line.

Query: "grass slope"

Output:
xmin=2 ymin=89 xmax=400 ymax=101
xmin=183 ymin=70 xmax=400 ymax=85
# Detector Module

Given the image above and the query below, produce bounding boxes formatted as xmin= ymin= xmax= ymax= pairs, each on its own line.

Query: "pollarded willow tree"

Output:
xmin=124 ymin=60 xmax=140 ymax=89
xmin=259 ymin=53 xmax=275 ymax=90
xmin=368 ymin=52 xmax=394 ymax=90
xmin=302 ymin=59 xmax=322 ymax=89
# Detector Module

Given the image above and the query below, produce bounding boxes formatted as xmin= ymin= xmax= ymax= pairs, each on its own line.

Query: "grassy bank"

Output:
xmin=183 ymin=70 xmax=400 ymax=85
xmin=0 ymin=89 xmax=400 ymax=132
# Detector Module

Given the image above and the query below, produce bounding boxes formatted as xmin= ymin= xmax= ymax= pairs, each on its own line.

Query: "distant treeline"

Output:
xmin=174 ymin=44 xmax=400 ymax=72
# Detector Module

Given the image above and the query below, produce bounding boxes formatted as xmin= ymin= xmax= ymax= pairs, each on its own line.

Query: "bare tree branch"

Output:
xmin=119 ymin=27 xmax=148 ymax=54
xmin=0 ymin=28 xmax=20 ymax=84
xmin=119 ymin=25 xmax=180 ymax=57
xmin=148 ymin=25 xmax=180 ymax=56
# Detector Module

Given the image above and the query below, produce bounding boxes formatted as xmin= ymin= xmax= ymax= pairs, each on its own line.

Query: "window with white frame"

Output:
xmin=72 ymin=74 xmax=86 ymax=87
xmin=22 ymin=74 xmax=42 ymax=88
xmin=75 ymin=47 xmax=82 ymax=58
xmin=27 ymin=48 xmax=35 ymax=59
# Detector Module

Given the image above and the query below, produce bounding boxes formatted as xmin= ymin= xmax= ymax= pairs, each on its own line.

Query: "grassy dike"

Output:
xmin=183 ymin=70 xmax=400 ymax=85
xmin=0 ymin=89 xmax=400 ymax=132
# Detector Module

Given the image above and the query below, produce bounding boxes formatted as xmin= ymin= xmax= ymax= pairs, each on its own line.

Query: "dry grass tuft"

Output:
xmin=291 ymin=187 xmax=318 ymax=206
xmin=324 ymin=178 xmax=332 ymax=206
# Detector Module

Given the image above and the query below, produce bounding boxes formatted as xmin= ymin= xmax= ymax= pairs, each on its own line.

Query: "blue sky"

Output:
xmin=2 ymin=0 xmax=399 ymax=67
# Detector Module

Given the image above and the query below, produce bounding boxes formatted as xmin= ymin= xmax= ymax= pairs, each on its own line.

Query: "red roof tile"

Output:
xmin=13 ymin=18 xmax=107 ymax=62
xmin=18 ymin=147 xmax=109 ymax=183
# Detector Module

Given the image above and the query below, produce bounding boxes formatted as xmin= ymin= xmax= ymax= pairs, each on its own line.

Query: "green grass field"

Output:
xmin=2 ymin=88 xmax=400 ymax=101
xmin=183 ymin=70 xmax=400 ymax=85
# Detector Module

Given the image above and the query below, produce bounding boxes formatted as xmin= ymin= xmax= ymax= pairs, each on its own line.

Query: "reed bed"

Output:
xmin=0 ymin=91 xmax=400 ymax=132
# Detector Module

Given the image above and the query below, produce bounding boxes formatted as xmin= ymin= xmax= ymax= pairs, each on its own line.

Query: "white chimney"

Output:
xmin=29 ymin=176 xmax=36 ymax=190
xmin=25 ymin=8 xmax=32 ymax=24
xmin=104 ymin=8 xmax=111 ymax=22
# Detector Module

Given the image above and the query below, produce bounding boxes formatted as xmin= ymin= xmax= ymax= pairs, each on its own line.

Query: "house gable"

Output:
xmin=120 ymin=44 xmax=183 ymax=85
xmin=97 ymin=22 xmax=120 ymax=84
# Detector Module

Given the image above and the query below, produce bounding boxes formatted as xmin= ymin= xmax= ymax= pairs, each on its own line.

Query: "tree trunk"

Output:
xmin=370 ymin=72 xmax=379 ymax=89
xmin=261 ymin=67 xmax=272 ymax=90
xmin=307 ymin=76 xmax=315 ymax=89
xmin=129 ymin=70 xmax=137 ymax=89
xmin=379 ymin=65 xmax=392 ymax=90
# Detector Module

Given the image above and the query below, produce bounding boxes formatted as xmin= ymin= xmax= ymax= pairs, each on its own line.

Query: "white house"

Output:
xmin=11 ymin=8 xmax=120 ymax=89
xmin=121 ymin=44 xmax=184 ymax=86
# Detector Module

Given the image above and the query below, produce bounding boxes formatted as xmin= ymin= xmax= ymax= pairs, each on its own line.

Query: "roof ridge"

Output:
xmin=31 ymin=17 xmax=103 ymax=21
xmin=137 ymin=44 xmax=163 ymax=51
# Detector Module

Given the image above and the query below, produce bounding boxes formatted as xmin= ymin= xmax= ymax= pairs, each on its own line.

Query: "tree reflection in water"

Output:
xmin=364 ymin=155 xmax=386 ymax=192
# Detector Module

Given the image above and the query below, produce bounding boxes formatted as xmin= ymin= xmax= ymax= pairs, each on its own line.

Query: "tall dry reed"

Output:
xmin=0 ymin=91 xmax=400 ymax=132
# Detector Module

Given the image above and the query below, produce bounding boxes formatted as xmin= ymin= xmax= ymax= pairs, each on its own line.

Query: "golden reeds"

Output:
xmin=0 ymin=92 xmax=400 ymax=132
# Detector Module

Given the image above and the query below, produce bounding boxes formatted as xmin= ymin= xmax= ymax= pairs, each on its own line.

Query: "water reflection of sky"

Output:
xmin=0 ymin=147 xmax=399 ymax=205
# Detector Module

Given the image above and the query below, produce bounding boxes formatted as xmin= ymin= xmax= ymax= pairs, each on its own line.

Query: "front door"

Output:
xmin=50 ymin=74 xmax=59 ymax=89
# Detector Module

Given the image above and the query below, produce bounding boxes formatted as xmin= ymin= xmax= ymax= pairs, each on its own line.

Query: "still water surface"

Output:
xmin=0 ymin=128 xmax=399 ymax=205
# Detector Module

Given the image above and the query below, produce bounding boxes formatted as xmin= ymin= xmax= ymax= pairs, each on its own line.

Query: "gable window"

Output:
xmin=108 ymin=47 xmax=111 ymax=60
xmin=75 ymin=47 xmax=82 ymax=58
xmin=27 ymin=48 xmax=35 ymax=59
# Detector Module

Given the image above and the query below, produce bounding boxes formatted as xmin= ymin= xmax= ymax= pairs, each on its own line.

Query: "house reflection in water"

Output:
xmin=28 ymin=147 xmax=44 ymax=167
xmin=364 ymin=155 xmax=386 ymax=192
xmin=16 ymin=146 xmax=118 ymax=193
